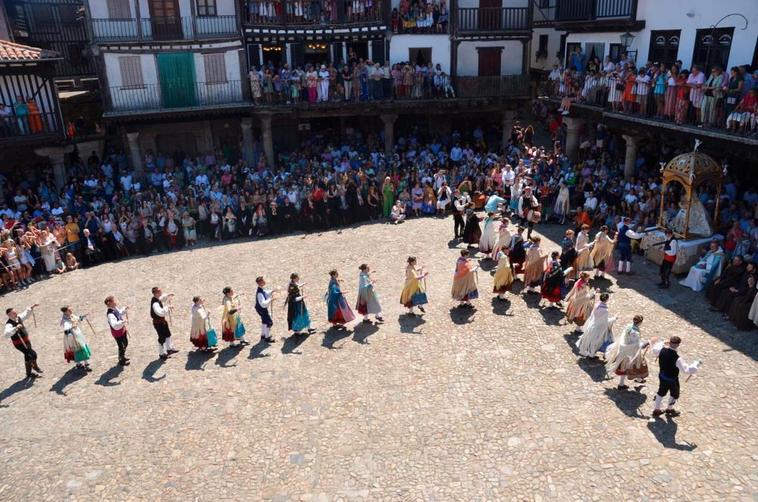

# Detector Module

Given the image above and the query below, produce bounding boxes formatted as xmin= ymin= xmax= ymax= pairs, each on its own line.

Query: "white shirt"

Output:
xmin=664 ymin=238 xmax=679 ymax=257
xmin=651 ymin=342 xmax=699 ymax=375
xmin=152 ymin=294 xmax=171 ymax=318
xmin=107 ymin=307 xmax=127 ymax=330
xmin=584 ymin=196 xmax=598 ymax=211
xmin=4 ymin=309 xmax=31 ymax=337
xmin=257 ymin=290 xmax=273 ymax=310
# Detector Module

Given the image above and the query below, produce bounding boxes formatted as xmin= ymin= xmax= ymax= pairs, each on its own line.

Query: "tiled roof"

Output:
xmin=0 ymin=39 xmax=61 ymax=63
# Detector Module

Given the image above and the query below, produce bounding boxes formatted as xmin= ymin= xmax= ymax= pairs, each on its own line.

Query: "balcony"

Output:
xmin=106 ymin=80 xmax=245 ymax=115
xmin=554 ymin=0 xmax=642 ymax=31
xmin=91 ymin=15 xmax=238 ymax=43
xmin=244 ymin=0 xmax=384 ymax=27
xmin=456 ymin=7 xmax=530 ymax=35
xmin=0 ymin=112 xmax=62 ymax=146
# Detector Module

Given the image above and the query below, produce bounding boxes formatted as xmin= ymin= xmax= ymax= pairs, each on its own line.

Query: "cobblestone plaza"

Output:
xmin=0 ymin=217 xmax=756 ymax=500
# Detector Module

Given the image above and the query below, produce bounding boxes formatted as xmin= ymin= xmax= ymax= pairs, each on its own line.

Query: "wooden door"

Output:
xmin=150 ymin=0 xmax=183 ymax=40
xmin=478 ymin=0 xmax=501 ymax=31
xmin=477 ymin=47 xmax=501 ymax=77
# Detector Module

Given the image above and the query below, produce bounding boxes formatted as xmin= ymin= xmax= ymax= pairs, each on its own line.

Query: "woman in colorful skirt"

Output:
xmin=462 ymin=209 xmax=481 ymax=247
xmin=400 ymin=256 xmax=428 ymax=315
xmin=589 ymin=225 xmax=616 ymax=279
xmin=60 ymin=306 xmax=92 ymax=372
xmin=523 ymin=237 xmax=547 ymax=293
xmin=326 ymin=270 xmax=355 ymax=328
xmin=286 ymin=273 xmax=315 ymax=335
xmin=356 ymin=264 xmax=384 ymax=323
xmin=574 ymin=224 xmax=593 ymax=272
xmin=451 ymin=249 xmax=479 ymax=308
xmin=190 ymin=296 xmax=217 ymax=352
xmin=510 ymin=226 xmax=527 ymax=276
xmin=221 ymin=286 xmax=248 ymax=346
xmin=564 ymin=271 xmax=596 ymax=333
xmin=478 ymin=212 xmax=499 ymax=255
xmin=492 ymin=248 xmax=514 ymax=301
xmin=540 ymin=251 xmax=565 ymax=307
xmin=576 ymin=292 xmax=615 ymax=358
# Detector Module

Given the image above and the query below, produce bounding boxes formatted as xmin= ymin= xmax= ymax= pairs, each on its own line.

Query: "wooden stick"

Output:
xmin=31 ymin=309 xmax=37 ymax=328
xmin=85 ymin=317 xmax=97 ymax=337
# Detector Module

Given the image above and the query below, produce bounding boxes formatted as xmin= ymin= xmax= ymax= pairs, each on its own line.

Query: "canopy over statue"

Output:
xmin=657 ymin=148 xmax=723 ymax=239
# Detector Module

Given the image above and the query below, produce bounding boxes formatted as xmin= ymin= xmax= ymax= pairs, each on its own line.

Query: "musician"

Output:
xmin=616 ymin=217 xmax=645 ymax=275
xmin=651 ymin=336 xmax=700 ymax=417
xmin=105 ymin=295 xmax=130 ymax=366
xmin=151 ymin=286 xmax=177 ymax=360
xmin=255 ymin=276 xmax=276 ymax=343
xmin=517 ymin=186 xmax=539 ymax=239
xmin=452 ymin=189 xmax=470 ymax=240
xmin=653 ymin=228 xmax=678 ymax=288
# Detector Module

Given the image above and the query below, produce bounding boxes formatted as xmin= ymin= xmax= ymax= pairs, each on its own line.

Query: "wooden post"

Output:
xmin=658 ymin=181 xmax=666 ymax=229
xmin=713 ymin=182 xmax=722 ymax=230
xmin=683 ymin=186 xmax=693 ymax=240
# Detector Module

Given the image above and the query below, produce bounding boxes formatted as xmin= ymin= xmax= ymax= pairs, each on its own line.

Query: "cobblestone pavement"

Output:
xmin=0 ymin=217 xmax=756 ymax=501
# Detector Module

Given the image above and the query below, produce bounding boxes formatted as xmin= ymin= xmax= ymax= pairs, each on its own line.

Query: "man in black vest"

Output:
xmin=151 ymin=287 xmax=177 ymax=361
xmin=651 ymin=336 xmax=700 ymax=417
xmin=4 ymin=304 xmax=42 ymax=378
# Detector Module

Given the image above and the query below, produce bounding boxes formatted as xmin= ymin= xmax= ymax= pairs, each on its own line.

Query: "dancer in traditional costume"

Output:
xmin=564 ymin=272 xmax=596 ymax=332
xmin=5 ymin=304 xmax=42 ymax=378
xmin=451 ymin=249 xmax=479 ymax=307
xmin=400 ymin=256 xmax=428 ymax=315
xmin=222 ymin=286 xmax=248 ymax=346
xmin=491 ymin=218 xmax=512 ymax=261
xmin=651 ymin=336 xmax=700 ymax=418
xmin=452 ymin=190 xmax=470 ymax=239
xmin=523 ymin=237 xmax=546 ymax=293
xmin=653 ymin=228 xmax=679 ymax=289
xmin=105 ymin=296 xmax=130 ymax=366
xmin=479 ymin=213 xmax=499 ymax=255
xmin=553 ymin=181 xmax=570 ymax=225
xmin=574 ymin=224 xmax=593 ymax=272
xmin=540 ymin=251 xmax=565 ymax=307
xmin=151 ymin=287 xmax=177 ymax=360
xmin=356 ymin=264 xmax=384 ymax=323
xmin=326 ymin=270 xmax=355 ymax=328
xmin=605 ymin=315 xmax=650 ymax=390
xmin=680 ymin=240 xmax=724 ymax=292
xmin=462 ymin=209 xmax=481 ymax=247
xmin=255 ymin=276 xmax=276 ymax=343
xmin=190 ymin=297 xmax=217 ymax=352
xmin=616 ymin=217 xmax=645 ymax=275
xmin=60 ymin=306 xmax=92 ymax=372
xmin=576 ymin=292 xmax=615 ymax=358
xmin=492 ymin=248 xmax=514 ymax=301
xmin=559 ymin=229 xmax=577 ymax=276
xmin=589 ymin=225 xmax=616 ymax=278
xmin=286 ymin=273 xmax=315 ymax=335
xmin=517 ymin=186 xmax=539 ymax=239
xmin=509 ymin=226 xmax=527 ymax=276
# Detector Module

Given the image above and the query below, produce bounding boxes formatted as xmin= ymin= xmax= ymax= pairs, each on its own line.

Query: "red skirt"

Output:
xmin=222 ymin=327 xmax=235 ymax=342
xmin=191 ymin=333 xmax=208 ymax=348
xmin=540 ymin=283 xmax=562 ymax=303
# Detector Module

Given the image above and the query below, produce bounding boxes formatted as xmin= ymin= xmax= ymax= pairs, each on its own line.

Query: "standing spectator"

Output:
xmin=687 ymin=65 xmax=706 ymax=125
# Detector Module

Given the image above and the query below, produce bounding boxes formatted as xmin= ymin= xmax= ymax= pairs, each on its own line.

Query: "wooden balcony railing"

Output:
xmin=245 ymin=0 xmax=384 ymax=27
xmin=456 ymin=7 xmax=530 ymax=33
xmin=555 ymin=0 xmax=634 ymax=22
xmin=453 ymin=75 xmax=529 ymax=98
xmin=0 ymin=112 xmax=61 ymax=142
xmin=91 ymin=15 xmax=238 ymax=43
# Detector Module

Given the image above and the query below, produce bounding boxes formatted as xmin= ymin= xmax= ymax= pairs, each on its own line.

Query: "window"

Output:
xmin=648 ymin=30 xmax=680 ymax=66
xmin=58 ymin=4 xmax=79 ymax=23
xmin=197 ymin=0 xmax=217 ymax=16
xmin=204 ymin=53 xmax=227 ymax=83
xmin=107 ymin=0 xmax=132 ymax=19
xmin=609 ymin=43 xmax=622 ymax=63
xmin=692 ymin=27 xmax=734 ymax=72
xmin=753 ymin=35 xmax=758 ymax=68
xmin=557 ymin=34 xmax=567 ymax=61
xmin=538 ymin=0 xmax=552 ymax=8
xmin=409 ymin=48 xmax=432 ymax=66
xmin=537 ymin=34 xmax=548 ymax=59
xmin=119 ymin=56 xmax=144 ymax=88
xmin=564 ymin=42 xmax=580 ymax=68
xmin=31 ymin=4 xmax=55 ymax=24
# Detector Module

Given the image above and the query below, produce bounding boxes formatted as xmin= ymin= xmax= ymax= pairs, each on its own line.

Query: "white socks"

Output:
xmin=618 ymin=376 xmax=626 ymax=386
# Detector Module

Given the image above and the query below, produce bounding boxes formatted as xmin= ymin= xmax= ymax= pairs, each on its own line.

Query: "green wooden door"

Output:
xmin=157 ymin=52 xmax=197 ymax=108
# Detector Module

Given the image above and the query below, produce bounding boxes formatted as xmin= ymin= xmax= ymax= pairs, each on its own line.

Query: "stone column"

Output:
xmin=260 ymin=114 xmax=274 ymax=168
xmin=35 ymin=145 xmax=74 ymax=190
xmin=380 ymin=114 xmax=397 ymax=158
xmin=622 ymin=134 xmax=638 ymax=180
xmin=501 ymin=110 xmax=515 ymax=148
xmin=241 ymin=117 xmax=254 ymax=165
xmin=563 ymin=117 xmax=583 ymax=161
xmin=126 ymin=132 xmax=144 ymax=179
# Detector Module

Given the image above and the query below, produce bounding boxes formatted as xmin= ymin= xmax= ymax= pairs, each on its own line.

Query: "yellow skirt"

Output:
xmin=493 ymin=264 xmax=514 ymax=293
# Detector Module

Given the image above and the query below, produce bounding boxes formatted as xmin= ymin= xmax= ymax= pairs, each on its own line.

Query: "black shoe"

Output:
xmin=665 ymin=409 xmax=681 ymax=417
xmin=167 ymin=349 xmax=179 ymax=354
xmin=159 ymin=354 xmax=168 ymax=361
xmin=617 ymin=384 xmax=629 ymax=390
xmin=307 ymin=328 xmax=317 ymax=334
xmin=27 ymin=373 xmax=39 ymax=379
xmin=418 ymin=306 xmax=425 ymax=313
xmin=239 ymin=340 xmax=250 ymax=346
xmin=85 ymin=366 xmax=93 ymax=372
xmin=376 ymin=316 xmax=384 ymax=322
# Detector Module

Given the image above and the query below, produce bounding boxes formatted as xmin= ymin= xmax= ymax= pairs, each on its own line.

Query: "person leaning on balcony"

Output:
xmin=570 ymin=46 xmax=586 ymax=76
xmin=249 ymin=67 xmax=262 ymax=104
xmin=13 ymin=96 xmax=29 ymax=135
xmin=686 ymin=65 xmax=706 ymax=125
xmin=724 ymin=66 xmax=744 ymax=121
xmin=701 ymin=65 xmax=724 ymax=127
xmin=0 ymin=103 xmax=11 ymax=137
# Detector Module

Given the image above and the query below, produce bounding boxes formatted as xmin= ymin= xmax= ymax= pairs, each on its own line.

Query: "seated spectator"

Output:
xmin=680 ymin=240 xmax=725 ymax=291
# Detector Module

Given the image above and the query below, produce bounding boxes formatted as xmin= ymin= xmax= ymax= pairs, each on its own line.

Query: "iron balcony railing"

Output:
xmin=555 ymin=0 xmax=634 ymax=21
xmin=107 ymin=80 xmax=245 ymax=113
xmin=453 ymin=75 xmax=529 ymax=98
xmin=91 ymin=15 xmax=238 ymax=43
xmin=456 ymin=7 xmax=530 ymax=33
xmin=244 ymin=0 xmax=384 ymax=27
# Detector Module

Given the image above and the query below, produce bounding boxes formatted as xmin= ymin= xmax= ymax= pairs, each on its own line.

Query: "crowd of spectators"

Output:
xmin=247 ymin=0 xmax=382 ymax=25
xmin=1 ymin=118 xmax=756 ymax=327
xmin=248 ymin=55 xmax=455 ymax=104
xmin=0 ymin=96 xmax=49 ymax=138
xmin=391 ymin=0 xmax=448 ymax=33
xmin=546 ymin=48 xmax=758 ymax=136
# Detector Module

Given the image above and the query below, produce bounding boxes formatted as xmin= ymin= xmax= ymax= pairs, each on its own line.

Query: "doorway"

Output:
xmin=149 ymin=0 xmax=183 ymax=40
xmin=157 ymin=52 xmax=197 ymax=108
xmin=477 ymin=47 xmax=502 ymax=77
xmin=409 ymin=47 xmax=432 ymax=66
xmin=478 ymin=0 xmax=501 ymax=31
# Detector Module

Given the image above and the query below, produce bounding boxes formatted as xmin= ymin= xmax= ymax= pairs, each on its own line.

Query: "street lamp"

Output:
xmin=706 ymin=13 xmax=748 ymax=71
xmin=619 ymin=31 xmax=635 ymax=49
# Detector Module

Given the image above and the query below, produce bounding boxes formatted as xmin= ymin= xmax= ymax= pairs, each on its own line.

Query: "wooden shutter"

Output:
xmin=119 ymin=56 xmax=144 ymax=88
xmin=107 ymin=0 xmax=131 ymax=19
xmin=204 ymin=53 xmax=227 ymax=83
